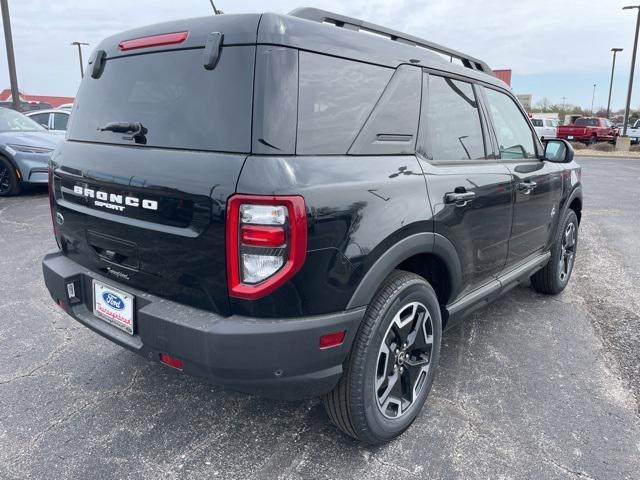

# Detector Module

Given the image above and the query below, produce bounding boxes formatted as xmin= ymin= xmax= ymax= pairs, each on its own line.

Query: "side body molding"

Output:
xmin=347 ymin=232 xmax=462 ymax=309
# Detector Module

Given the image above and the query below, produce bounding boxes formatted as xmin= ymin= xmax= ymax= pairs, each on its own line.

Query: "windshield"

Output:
xmin=531 ymin=119 xmax=543 ymax=127
xmin=0 ymin=108 xmax=46 ymax=132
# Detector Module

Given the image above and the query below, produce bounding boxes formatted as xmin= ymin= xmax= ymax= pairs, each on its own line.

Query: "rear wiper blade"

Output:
xmin=99 ymin=121 xmax=146 ymax=134
xmin=98 ymin=121 xmax=148 ymax=144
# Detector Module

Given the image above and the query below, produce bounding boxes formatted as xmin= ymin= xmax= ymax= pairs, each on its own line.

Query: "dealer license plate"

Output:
xmin=567 ymin=135 xmax=574 ymax=140
xmin=93 ymin=280 xmax=135 ymax=335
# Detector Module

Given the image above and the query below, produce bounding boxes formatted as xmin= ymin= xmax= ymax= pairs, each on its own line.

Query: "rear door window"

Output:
xmin=483 ymin=88 xmax=537 ymax=159
xmin=423 ymin=75 xmax=486 ymax=161
xmin=297 ymin=52 xmax=392 ymax=154
xmin=68 ymin=47 xmax=255 ymax=152
xmin=53 ymin=112 xmax=69 ymax=130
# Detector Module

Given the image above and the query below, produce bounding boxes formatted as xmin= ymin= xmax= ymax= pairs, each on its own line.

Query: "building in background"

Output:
xmin=0 ymin=89 xmax=74 ymax=108
xmin=493 ymin=69 xmax=512 ymax=86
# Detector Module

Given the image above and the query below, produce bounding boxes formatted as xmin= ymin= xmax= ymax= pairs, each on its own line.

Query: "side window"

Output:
xmin=53 ymin=113 xmax=69 ymax=130
xmin=297 ymin=52 xmax=392 ymax=154
xmin=29 ymin=112 xmax=49 ymax=128
xmin=424 ymin=75 xmax=485 ymax=160
xmin=484 ymin=88 xmax=536 ymax=159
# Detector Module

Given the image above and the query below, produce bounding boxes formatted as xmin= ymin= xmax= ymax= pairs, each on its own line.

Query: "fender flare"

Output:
xmin=561 ymin=185 xmax=583 ymax=223
xmin=346 ymin=232 xmax=462 ymax=309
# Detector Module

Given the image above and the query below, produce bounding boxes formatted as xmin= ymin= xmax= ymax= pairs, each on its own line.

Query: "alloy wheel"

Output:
xmin=559 ymin=222 xmax=576 ymax=282
xmin=0 ymin=164 xmax=10 ymax=194
xmin=375 ymin=301 xmax=433 ymax=419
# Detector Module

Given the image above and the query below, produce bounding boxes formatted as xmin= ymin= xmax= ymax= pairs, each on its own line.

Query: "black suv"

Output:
xmin=42 ymin=8 xmax=582 ymax=444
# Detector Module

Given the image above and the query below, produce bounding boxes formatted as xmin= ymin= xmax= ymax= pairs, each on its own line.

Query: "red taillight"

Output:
xmin=226 ymin=194 xmax=307 ymax=300
xmin=240 ymin=225 xmax=286 ymax=247
xmin=159 ymin=353 xmax=184 ymax=370
xmin=118 ymin=31 xmax=188 ymax=51
xmin=319 ymin=331 xmax=346 ymax=349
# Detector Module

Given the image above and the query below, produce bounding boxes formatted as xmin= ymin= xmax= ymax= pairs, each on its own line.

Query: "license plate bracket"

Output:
xmin=93 ymin=280 xmax=135 ymax=335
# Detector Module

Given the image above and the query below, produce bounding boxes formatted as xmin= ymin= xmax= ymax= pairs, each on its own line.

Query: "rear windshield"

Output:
xmin=531 ymin=119 xmax=543 ymax=127
xmin=68 ymin=47 xmax=254 ymax=152
xmin=574 ymin=118 xmax=599 ymax=127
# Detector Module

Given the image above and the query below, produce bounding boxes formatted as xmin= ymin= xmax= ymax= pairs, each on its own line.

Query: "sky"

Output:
xmin=1 ymin=0 xmax=639 ymax=111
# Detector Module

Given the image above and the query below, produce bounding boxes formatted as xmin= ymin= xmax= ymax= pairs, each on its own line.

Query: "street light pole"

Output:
xmin=590 ymin=83 xmax=597 ymax=115
xmin=0 ymin=0 xmax=20 ymax=111
xmin=622 ymin=5 xmax=640 ymax=136
xmin=71 ymin=41 xmax=89 ymax=78
xmin=607 ymin=48 xmax=623 ymax=118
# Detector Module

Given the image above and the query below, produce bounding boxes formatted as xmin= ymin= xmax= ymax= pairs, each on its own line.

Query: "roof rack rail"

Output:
xmin=288 ymin=7 xmax=495 ymax=77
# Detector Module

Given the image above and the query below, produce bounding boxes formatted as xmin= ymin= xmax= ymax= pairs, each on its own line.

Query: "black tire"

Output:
xmin=588 ymin=134 xmax=597 ymax=146
xmin=0 ymin=156 xmax=21 ymax=197
xmin=531 ymin=209 xmax=578 ymax=294
xmin=323 ymin=270 xmax=442 ymax=444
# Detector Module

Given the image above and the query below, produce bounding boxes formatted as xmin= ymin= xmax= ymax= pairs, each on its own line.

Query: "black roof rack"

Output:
xmin=289 ymin=7 xmax=495 ymax=77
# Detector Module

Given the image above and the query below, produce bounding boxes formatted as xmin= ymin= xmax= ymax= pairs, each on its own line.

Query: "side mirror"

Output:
xmin=543 ymin=138 xmax=574 ymax=163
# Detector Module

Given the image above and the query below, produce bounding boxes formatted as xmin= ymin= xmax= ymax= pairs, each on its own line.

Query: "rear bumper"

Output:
xmin=42 ymin=251 xmax=364 ymax=400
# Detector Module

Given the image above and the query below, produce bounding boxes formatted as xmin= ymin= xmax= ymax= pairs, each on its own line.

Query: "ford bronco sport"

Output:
xmin=42 ymin=8 xmax=582 ymax=444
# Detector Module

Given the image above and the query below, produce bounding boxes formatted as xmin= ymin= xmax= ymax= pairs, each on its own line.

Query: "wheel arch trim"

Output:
xmin=346 ymin=232 xmax=462 ymax=309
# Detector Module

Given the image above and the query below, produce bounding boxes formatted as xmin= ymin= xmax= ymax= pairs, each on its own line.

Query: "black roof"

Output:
xmin=93 ymin=8 xmax=506 ymax=89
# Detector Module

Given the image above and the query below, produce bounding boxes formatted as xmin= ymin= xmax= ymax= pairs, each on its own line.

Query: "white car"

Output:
xmin=531 ymin=117 xmax=558 ymax=140
xmin=625 ymin=119 xmax=640 ymax=144
xmin=25 ymin=109 xmax=70 ymax=135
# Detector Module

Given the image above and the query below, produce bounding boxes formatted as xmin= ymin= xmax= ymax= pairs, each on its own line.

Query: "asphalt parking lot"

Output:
xmin=1 ymin=156 xmax=639 ymax=480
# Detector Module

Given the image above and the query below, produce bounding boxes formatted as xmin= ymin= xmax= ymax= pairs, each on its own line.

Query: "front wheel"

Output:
xmin=531 ymin=209 xmax=578 ymax=294
xmin=323 ymin=270 xmax=442 ymax=444
xmin=0 ymin=156 xmax=21 ymax=197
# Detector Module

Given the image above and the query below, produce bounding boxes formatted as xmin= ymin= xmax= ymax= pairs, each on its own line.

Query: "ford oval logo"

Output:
xmin=102 ymin=292 xmax=125 ymax=310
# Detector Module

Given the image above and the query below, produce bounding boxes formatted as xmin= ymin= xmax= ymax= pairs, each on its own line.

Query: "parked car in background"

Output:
xmin=557 ymin=117 xmax=618 ymax=144
xmin=531 ymin=117 xmax=558 ymax=140
xmin=0 ymin=107 xmax=60 ymax=196
xmin=58 ymin=103 xmax=74 ymax=110
xmin=0 ymin=100 xmax=53 ymax=113
xmin=26 ymin=109 xmax=70 ymax=135
xmin=625 ymin=119 xmax=640 ymax=144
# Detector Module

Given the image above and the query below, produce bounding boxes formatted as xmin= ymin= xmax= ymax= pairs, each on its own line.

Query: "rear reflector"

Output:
xmin=159 ymin=353 xmax=184 ymax=370
xmin=319 ymin=331 xmax=346 ymax=349
xmin=241 ymin=225 xmax=286 ymax=247
xmin=118 ymin=31 xmax=188 ymax=51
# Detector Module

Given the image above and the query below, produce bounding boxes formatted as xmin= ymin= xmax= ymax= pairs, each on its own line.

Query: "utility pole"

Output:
xmin=561 ymin=97 xmax=567 ymax=110
xmin=590 ymin=83 xmax=597 ymax=115
xmin=208 ymin=0 xmax=222 ymax=14
xmin=622 ymin=5 xmax=640 ymax=136
xmin=0 ymin=0 xmax=20 ymax=111
xmin=71 ymin=41 xmax=89 ymax=78
xmin=607 ymin=48 xmax=623 ymax=118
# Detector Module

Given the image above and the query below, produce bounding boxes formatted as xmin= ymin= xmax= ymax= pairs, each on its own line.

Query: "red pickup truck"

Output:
xmin=557 ymin=117 xmax=618 ymax=144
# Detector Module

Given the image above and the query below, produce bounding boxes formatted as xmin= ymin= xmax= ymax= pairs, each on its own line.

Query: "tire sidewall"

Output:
xmin=358 ymin=279 xmax=442 ymax=442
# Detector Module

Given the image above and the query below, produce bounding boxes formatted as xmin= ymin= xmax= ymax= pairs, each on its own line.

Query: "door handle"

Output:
xmin=517 ymin=181 xmax=537 ymax=194
xmin=445 ymin=191 xmax=475 ymax=205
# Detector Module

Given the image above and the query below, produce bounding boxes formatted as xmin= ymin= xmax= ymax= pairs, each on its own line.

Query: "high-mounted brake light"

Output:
xmin=118 ymin=31 xmax=188 ymax=51
xmin=226 ymin=195 xmax=307 ymax=299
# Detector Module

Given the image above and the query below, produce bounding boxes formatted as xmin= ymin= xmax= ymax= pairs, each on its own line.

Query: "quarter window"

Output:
xmin=297 ymin=52 xmax=392 ymax=154
xmin=424 ymin=75 xmax=485 ymax=161
xmin=484 ymin=88 xmax=536 ymax=159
